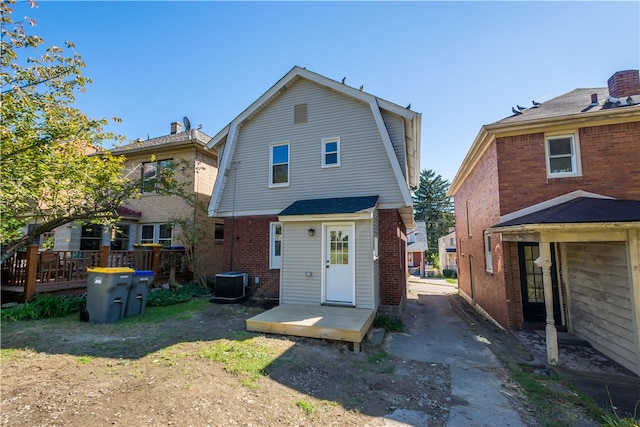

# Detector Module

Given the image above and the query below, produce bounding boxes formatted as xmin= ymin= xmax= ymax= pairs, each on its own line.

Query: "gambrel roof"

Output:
xmin=206 ymin=66 xmax=421 ymax=226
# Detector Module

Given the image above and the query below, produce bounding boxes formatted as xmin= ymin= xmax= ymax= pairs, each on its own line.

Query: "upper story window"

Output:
xmin=270 ymin=143 xmax=289 ymax=187
xmin=142 ymin=159 xmax=173 ymax=193
xmin=545 ymin=134 xmax=581 ymax=178
xmin=322 ymin=137 xmax=340 ymax=168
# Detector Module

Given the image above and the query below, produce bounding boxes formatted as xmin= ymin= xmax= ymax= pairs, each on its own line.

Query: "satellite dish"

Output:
xmin=183 ymin=116 xmax=191 ymax=132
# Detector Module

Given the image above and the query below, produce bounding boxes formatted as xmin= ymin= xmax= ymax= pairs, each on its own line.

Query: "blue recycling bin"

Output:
xmin=124 ymin=270 xmax=155 ymax=317
xmin=80 ymin=267 xmax=134 ymax=323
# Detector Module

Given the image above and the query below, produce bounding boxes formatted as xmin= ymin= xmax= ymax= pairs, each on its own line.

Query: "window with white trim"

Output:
xmin=270 ymin=222 xmax=282 ymax=269
xmin=269 ymin=143 xmax=289 ymax=187
xmin=484 ymin=232 xmax=493 ymax=273
xmin=142 ymin=159 xmax=173 ymax=193
xmin=545 ymin=134 xmax=581 ymax=177
xmin=140 ymin=223 xmax=173 ymax=247
xmin=322 ymin=137 xmax=340 ymax=167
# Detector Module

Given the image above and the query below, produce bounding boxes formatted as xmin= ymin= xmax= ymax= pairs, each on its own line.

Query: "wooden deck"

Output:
xmin=246 ymin=305 xmax=376 ymax=351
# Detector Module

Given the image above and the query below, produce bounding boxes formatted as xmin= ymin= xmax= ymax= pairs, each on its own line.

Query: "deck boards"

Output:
xmin=246 ymin=305 xmax=375 ymax=350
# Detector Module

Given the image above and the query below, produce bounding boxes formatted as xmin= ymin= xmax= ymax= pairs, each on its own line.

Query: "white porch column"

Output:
xmin=536 ymin=239 xmax=559 ymax=366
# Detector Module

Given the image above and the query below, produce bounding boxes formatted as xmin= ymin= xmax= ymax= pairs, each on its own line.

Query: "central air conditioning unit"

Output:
xmin=212 ymin=272 xmax=248 ymax=303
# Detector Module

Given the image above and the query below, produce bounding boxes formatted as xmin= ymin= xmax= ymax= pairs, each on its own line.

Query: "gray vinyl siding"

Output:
xmin=381 ymin=110 xmax=407 ymax=179
xmin=280 ymin=221 xmax=322 ymax=305
xmin=280 ymin=220 xmax=375 ymax=309
xmin=566 ymin=242 xmax=637 ymax=373
xmin=217 ymin=79 xmax=405 ymax=216
xmin=354 ymin=220 xmax=375 ymax=309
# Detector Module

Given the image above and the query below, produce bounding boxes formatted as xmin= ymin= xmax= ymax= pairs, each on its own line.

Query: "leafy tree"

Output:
xmin=0 ymin=1 xmax=189 ymax=262
xmin=412 ymin=169 xmax=455 ymax=257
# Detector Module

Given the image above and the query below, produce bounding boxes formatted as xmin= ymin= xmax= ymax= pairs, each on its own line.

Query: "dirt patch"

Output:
xmin=1 ymin=299 xmax=451 ymax=426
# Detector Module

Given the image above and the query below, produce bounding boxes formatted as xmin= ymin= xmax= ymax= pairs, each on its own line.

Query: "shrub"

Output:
xmin=1 ymin=294 xmax=86 ymax=321
xmin=147 ymin=283 xmax=210 ymax=307
xmin=374 ymin=313 xmax=403 ymax=332
xmin=443 ymin=269 xmax=455 ymax=278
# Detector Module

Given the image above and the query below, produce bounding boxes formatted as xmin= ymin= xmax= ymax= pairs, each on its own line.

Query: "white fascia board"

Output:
xmin=207 ymin=123 xmax=239 ymax=217
xmin=490 ymin=222 xmax=638 ymax=239
xmin=205 ymin=124 xmax=230 ymax=150
xmin=376 ymin=98 xmax=416 ymax=120
xmin=499 ymin=190 xmax=614 ymax=224
xmin=214 ymin=208 xmax=283 ymax=217
xmin=369 ymin=99 xmax=413 ymax=207
xmin=279 ymin=211 xmax=374 ymax=222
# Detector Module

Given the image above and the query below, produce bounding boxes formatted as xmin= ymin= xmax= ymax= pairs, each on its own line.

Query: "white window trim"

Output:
xmin=140 ymin=223 xmax=173 ymax=246
xmin=321 ymin=137 xmax=340 ymax=168
xmin=373 ymin=237 xmax=379 ymax=261
xmin=484 ymin=232 xmax=493 ymax=273
xmin=269 ymin=222 xmax=282 ymax=269
xmin=545 ymin=133 xmax=582 ymax=178
xmin=269 ymin=142 xmax=290 ymax=188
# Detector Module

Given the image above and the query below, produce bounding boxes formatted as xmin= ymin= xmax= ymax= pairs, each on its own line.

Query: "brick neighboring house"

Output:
xmin=449 ymin=70 xmax=640 ymax=375
xmin=207 ymin=66 xmax=421 ymax=316
xmin=49 ymin=122 xmax=224 ymax=279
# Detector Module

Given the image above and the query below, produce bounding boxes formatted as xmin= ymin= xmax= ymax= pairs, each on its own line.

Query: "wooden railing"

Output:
xmin=1 ymin=245 xmax=192 ymax=301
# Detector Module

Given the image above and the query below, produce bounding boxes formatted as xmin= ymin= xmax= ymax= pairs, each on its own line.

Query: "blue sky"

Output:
xmin=18 ymin=1 xmax=640 ymax=183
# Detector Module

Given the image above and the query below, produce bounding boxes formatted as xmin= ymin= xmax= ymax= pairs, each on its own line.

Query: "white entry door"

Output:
xmin=324 ymin=224 xmax=354 ymax=304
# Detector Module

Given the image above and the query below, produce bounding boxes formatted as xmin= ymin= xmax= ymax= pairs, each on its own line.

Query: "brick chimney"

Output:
xmin=170 ymin=122 xmax=182 ymax=134
xmin=607 ymin=70 xmax=640 ymax=98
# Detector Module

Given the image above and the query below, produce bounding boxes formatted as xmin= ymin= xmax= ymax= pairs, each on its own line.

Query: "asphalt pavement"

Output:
xmin=381 ymin=277 xmax=531 ymax=426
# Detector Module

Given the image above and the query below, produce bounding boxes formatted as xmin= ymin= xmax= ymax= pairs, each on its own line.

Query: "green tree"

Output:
xmin=0 ymin=1 xmax=188 ymax=262
xmin=412 ymin=169 xmax=455 ymax=257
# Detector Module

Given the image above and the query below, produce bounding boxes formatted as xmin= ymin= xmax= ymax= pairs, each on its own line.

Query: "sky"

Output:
xmin=14 ymin=1 xmax=640 ymax=183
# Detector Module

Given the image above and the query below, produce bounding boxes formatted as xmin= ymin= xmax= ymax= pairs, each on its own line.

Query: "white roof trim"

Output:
xmin=369 ymin=98 xmax=413 ymax=207
xmin=207 ymin=124 xmax=238 ymax=216
xmin=499 ymin=190 xmax=614 ymax=223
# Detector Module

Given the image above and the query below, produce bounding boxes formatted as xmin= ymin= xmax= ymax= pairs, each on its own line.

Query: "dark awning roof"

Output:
xmin=279 ymin=196 xmax=379 ymax=216
xmin=493 ymin=197 xmax=640 ymax=228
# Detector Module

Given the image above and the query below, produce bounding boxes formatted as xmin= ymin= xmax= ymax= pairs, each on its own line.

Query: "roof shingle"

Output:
xmin=279 ymin=196 xmax=379 ymax=216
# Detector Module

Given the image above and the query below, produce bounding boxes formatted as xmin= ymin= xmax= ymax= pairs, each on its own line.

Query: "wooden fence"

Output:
xmin=1 ymin=245 xmax=192 ymax=302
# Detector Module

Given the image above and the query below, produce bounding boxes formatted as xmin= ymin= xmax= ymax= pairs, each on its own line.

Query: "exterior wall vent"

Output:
xmin=294 ymin=103 xmax=308 ymax=124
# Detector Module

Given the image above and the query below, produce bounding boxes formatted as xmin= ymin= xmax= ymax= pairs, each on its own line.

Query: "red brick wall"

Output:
xmin=608 ymin=70 xmax=640 ymax=98
xmin=378 ymin=209 xmax=407 ymax=308
xmin=222 ymin=215 xmax=280 ymax=299
xmin=504 ymin=241 xmax=523 ymax=329
xmin=497 ymin=122 xmax=640 ymax=215
xmin=454 ymin=143 xmax=510 ymax=327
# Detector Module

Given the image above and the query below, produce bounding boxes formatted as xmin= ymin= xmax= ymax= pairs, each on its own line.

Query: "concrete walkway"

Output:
xmin=383 ymin=277 xmax=528 ymax=426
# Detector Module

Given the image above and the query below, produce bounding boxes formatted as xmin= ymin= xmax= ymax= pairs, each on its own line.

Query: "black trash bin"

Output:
xmin=80 ymin=267 xmax=134 ymax=323
xmin=125 ymin=270 xmax=155 ymax=317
